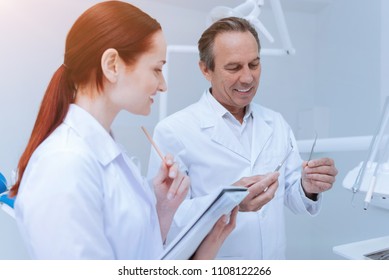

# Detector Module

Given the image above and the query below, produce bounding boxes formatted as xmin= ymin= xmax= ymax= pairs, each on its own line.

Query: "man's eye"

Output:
xmin=226 ymin=67 xmax=240 ymax=71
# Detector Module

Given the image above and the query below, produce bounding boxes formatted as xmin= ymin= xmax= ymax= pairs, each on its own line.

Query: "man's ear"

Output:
xmin=101 ymin=48 xmax=120 ymax=83
xmin=199 ymin=61 xmax=212 ymax=82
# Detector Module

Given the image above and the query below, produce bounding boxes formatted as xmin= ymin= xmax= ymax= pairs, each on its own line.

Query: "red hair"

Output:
xmin=11 ymin=1 xmax=161 ymax=196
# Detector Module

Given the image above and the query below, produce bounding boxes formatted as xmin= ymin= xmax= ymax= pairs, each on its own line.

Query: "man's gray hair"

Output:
xmin=198 ymin=17 xmax=261 ymax=70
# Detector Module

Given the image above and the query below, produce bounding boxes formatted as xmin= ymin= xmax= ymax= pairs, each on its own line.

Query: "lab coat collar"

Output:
xmin=206 ymin=88 xmax=253 ymax=122
xmin=64 ymin=104 xmax=122 ymax=166
xmin=198 ymin=90 xmax=273 ymax=163
xmin=200 ymin=89 xmax=258 ymax=127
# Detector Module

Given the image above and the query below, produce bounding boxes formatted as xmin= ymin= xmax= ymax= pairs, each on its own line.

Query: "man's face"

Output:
xmin=201 ymin=31 xmax=261 ymax=115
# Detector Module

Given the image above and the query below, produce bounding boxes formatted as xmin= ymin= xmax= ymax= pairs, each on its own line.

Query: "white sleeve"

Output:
xmin=15 ymin=150 xmax=115 ymax=259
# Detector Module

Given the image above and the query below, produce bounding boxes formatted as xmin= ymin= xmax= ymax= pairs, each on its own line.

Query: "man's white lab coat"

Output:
xmin=148 ymin=90 xmax=321 ymax=259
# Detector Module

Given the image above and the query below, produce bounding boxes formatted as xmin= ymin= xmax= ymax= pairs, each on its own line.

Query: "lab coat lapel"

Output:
xmin=251 ymin=107 xmax=273 ymax=166
xmin=211 ymin=118 xmax=249 ymax=160
xmin=198 ymin=93 xmax=249 ymax=161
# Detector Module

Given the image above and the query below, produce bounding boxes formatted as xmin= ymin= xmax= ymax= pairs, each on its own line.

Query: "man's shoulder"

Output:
xmin=157 ymin=101 xmax=203 ymax=128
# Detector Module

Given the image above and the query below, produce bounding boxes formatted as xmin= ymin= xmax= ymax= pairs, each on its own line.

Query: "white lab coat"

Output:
xmin=147 ymin=90 xmax=321 ymax=259
xmin=15 ymin=104 xmax=163 ymax=259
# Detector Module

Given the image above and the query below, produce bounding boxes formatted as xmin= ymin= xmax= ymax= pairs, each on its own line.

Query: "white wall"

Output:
xmin=1 ymin=0 xmax=388 ymax=260
xmin=382 ymin=0 xmax=389 ymax=105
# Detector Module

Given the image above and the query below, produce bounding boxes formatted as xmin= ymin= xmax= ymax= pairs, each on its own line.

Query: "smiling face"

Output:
xmin=200 ymin=31 xmax=261 ymax=120
xmin=113 ymin=30 xmax=167 ymax=116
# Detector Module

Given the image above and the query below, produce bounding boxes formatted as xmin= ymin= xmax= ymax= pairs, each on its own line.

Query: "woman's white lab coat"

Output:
xmin=148 ymin=91 xmax=321 ymax=259
xmin=15 ymin=104 xmax=163 ymax=259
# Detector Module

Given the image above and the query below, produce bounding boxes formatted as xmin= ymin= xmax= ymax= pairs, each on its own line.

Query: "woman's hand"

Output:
xmin=191 ymin=206 xmax=239 ymax=260
xmin=153 ymin=154 xmax=189 ymax=241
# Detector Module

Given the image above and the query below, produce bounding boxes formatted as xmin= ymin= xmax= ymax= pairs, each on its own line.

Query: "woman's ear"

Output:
xmin=101 ymin=48 xmax=120 ymax=83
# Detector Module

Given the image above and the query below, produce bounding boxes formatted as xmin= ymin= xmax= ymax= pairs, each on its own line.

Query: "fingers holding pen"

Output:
xmin=153 ymin=153 xmax=188 ymax=200
xmin=167 ymin=172 xmax=189 ymax=201
xmin=165 ymin=154 xmax=177 ymax=178
xmin=143 ymin=126 xmax=186 ymax=200
xmin=142 ymin=125 xmax=188 ymax=201
xmin=163 ymin=154 xmax=189 ymax=201
xmin=152 ymin=154 xmax=171 ymax=187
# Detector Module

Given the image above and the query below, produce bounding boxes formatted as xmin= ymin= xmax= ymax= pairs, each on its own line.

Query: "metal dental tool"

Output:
xmin=308 ymin=131 xmax=318 ymax=162
xmin=274 ymin=140 xmax=294 ymax=172
xmin=262 ymin=140 xmax=293 ymax=193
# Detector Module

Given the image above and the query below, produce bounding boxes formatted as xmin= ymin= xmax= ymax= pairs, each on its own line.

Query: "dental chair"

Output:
xmin=0 ymin=172 xmax=30 ymax=259
xmin=0 ymin=172 xmax=15 ymax=218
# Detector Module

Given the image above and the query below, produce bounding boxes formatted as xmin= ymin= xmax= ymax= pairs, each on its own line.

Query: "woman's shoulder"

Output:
xmin=31 ymin=123 xmax=100 ymax=171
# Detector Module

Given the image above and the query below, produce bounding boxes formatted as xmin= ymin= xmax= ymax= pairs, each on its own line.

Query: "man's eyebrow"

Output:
xmin=251 ymin=57 xmax=260 ymax=63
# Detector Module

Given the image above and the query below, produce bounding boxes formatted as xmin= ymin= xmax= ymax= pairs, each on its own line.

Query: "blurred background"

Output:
xmin=1 ymin=0 xmax=388 ymax=259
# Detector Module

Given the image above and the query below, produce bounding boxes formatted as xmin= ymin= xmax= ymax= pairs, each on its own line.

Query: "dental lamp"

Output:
xmin=207 ymin=0 xmax=274 ymax=43
xmin=207 ymin=0 xmax=295 ymax=55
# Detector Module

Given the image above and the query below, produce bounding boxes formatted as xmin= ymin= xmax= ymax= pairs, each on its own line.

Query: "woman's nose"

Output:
xmin=158 ymin=75 xmax=167 ymax=92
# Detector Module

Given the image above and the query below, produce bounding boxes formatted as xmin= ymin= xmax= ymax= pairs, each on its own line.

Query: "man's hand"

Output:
xmin=233 ymin=173 xmax=279 ymax=212
xmin=301 ymin=157 xmax=338 ymax=200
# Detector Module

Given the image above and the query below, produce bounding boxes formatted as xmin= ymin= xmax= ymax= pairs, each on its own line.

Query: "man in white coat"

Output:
xmin=147 ymin=17 xmax=338 ymax=259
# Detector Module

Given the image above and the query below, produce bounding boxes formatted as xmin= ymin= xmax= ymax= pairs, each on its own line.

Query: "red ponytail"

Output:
xmin=10 ymin=65 xmax=73 ymax=196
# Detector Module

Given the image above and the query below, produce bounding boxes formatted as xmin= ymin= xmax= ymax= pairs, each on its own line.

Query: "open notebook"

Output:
xmin=160 ymin=186 xmax=249 ymax=260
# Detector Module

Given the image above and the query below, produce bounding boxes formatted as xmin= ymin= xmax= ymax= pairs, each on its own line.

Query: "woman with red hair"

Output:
xmin=12 ymin=1 xmax=237 ymax=260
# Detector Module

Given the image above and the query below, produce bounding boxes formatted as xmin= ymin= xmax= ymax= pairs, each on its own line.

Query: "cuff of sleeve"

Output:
xmin=299 ymin=182 xmax=322 ymax=214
